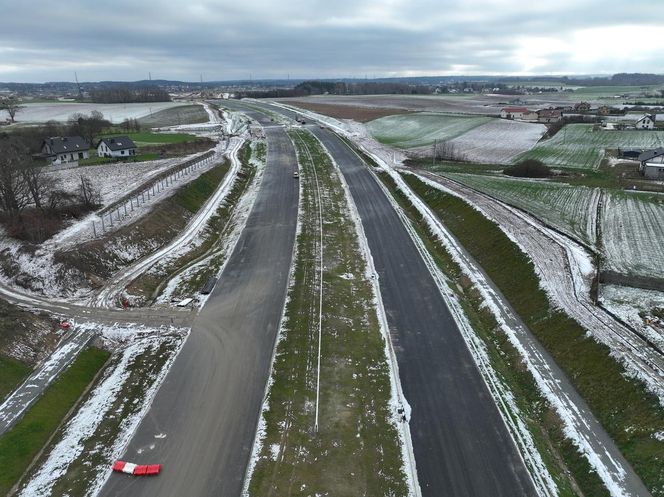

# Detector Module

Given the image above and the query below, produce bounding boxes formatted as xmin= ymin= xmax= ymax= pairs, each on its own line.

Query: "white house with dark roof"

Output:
xmin=96 ymin=136 xmax=137 ymax=158
xmin=41 ymin=136 xmax=90 ymax=165
xmin=635 ymin=114 xmax=656 ymax=130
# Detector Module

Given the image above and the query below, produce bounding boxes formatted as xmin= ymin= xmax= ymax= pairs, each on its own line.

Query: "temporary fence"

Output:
xmin=91 ymin=150 xmax=215 ymax=238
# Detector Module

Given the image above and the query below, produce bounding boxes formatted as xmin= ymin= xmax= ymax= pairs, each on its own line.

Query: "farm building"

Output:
xmin=96 ymin=136 xmax=137 ymax=158
xmin=537 ymin=109 xmax=562 ymax=123
xmin=40 ymin=136 xmax=90 ymax=165
xmin=635 ymin=114 xmax=656 ymax=130
xmin=500 ymin=107 xmax=537 ymax=121
xmin=638 ymin=148 xmax=664 ymax=179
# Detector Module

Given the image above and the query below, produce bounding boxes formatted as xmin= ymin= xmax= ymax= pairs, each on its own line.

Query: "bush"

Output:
xmin=503 ymin=159 xmax=551 ymax=178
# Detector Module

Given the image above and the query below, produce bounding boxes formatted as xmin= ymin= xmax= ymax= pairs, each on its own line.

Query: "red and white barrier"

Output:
xmin=112 ymin=460 xmax=161 ymax=476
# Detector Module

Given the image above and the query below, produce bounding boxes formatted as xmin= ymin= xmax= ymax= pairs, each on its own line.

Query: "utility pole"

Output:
xmin=74 ymin=72 xmax=83 ymax=98
xmin=432 ymin=139 xmax=437 ymax=167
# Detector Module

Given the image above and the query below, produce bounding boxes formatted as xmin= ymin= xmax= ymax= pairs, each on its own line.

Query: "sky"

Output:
xmin=2 ymin=0 xmax=664 ymax=83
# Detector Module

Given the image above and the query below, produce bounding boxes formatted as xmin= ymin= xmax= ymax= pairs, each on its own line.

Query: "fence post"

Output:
xmin=92 ymin=221 xmax=97 ymax=238
xmin=101 ymin=216 xmax=105 ymax=232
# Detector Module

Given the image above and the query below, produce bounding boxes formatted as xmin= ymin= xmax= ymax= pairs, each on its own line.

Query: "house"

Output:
xmin=500 ymin=107 xmax=537 ymax=121
xmin=574 ymin=101 xmax=591 ymax=112
xmin=537 ymin=109 xmax=562 ymax=123
xmin=638 ymin=148 xmax=664 ymax=179
xmin=41 ymin=136 xmax=90 ymax=165
xmin=96 ymin=136 xmax=137 ymax=158
xmin=635 ymin=114 xmax=656 ymax=130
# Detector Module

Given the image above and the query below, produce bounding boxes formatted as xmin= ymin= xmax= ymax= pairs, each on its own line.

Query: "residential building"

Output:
xmin=41 ymin=136 xmax=89 ymax=165
xmin=635 ymin=114 xmax=656 ymax=130
xmin=638 ymin=148 xmax=664 ymax=179
xmin=96 ymin=136 xmax=137 ymax=158
xmin=500 ymin=107 xmax=537 ymax=121
xmin=537 ymin=109 xmax=562 ymax=123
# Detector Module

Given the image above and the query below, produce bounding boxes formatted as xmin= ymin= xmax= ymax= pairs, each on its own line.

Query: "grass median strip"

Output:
xmin=246 ymin=130 xmax=407 ymax=496
xmin=399 ymin=172 xmax=664 ymax=496
xmin=0 ymin=347 xmax=109 ymax=496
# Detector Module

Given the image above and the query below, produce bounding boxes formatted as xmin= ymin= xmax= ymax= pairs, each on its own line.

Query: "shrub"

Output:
xmin=503 ymin=159 xmax=551 ymax=178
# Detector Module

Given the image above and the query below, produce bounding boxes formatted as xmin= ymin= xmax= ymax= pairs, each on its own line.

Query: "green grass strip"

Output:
xmin=0 ymin=347 xmax=110 ymax=496
xmin=0 ymin=356 xmax=31 ymax=403
xmin=402 ymin=173 xmax=664 ymax=496
xmin=173 ymin=161 xmax=230 ymax=213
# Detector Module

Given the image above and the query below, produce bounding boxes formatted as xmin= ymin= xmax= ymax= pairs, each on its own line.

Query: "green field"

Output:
xmin=517 ymin=124 xmax=664 ymax=169
xmin=367 ymin=112 xmax=491 ymax=148
xmin=0 ymin=347 xmax=109 ymax=496
xmin=444 ymin=173 xmax=600 ymax=246
xmin=601 ymin=191 xmax=664 ymax=278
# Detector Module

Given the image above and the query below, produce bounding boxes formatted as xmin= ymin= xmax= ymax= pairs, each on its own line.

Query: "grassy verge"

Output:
xmin=128 ymin=142 xmax=261 ymax=302
xmin=17 ymin=336 xmax=184 ymax=496
xmin=400 ymin=172 xmax=664 ymax=496
xmin=0 ymin=356 xmax=31 ymax=402
xmin=0 ymin=347 xmax=110 ymax=496
xmin=173 ymin=160 xmax=231 ymax=213
xmin=247 ymin=130 xmax=407 ymax=496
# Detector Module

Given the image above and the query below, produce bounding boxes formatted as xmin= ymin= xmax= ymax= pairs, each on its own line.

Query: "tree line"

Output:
xmin=89 ymin=86 xmax=171 ymax=103
xmin=236 ymin=80 xmax=434 ymax=98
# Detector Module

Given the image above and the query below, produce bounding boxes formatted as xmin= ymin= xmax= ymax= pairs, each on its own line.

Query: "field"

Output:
xmin=448 ymin=119 xmax=546 ymax=164
xmin=275 ymin=100 xmax=411 ymax=122
xmin=3 ymin=101 xmax=186 ymax=124
xmin=367 ymin=112 xmax=491 ymax=148
xmin=137 ymin=104 xmax=209 ymax=128
xmin=517 ymin=124 xmax=664 ymax=169
xmin=601 ymin=191 xmax=664 ymax=278
xmin=443 ymin=173 xmax=600 ymax=246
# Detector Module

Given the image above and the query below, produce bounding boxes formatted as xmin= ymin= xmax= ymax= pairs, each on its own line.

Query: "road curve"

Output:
xmin=101 ymin=121 xmax=299 ymax=497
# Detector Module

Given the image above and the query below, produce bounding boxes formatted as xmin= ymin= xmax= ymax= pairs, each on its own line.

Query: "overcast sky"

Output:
xmin=2 ymin=0 xmax=664 ymax=83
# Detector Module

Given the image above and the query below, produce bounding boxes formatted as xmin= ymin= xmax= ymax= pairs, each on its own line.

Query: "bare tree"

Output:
xmin=68 ymin=111 xmax=110 ymax=146
xmin=434 ymin=140 xmax=466 ymax=162
xmin=0 ymin=134 xmax=31 ymax=218
xmin=0 ymin=97 xmax=24 ymax=123
xmin=78 ymin=175 xmax=101 ymax=208
xmin=21 ymin=165 xmax=54 ymax=211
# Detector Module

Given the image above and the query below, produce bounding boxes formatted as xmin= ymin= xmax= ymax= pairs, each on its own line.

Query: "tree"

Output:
xmin=67 ymin=111 xmax=110 ymax=147
xmin=0 ymin=134 xmax=31 ymax=217
xmin=78 ymin=175 xmax=101 ymax=208
xmin=21 ymin=165 xmax=53 ymax=211
xmin=0 ymin=97 xmax=24 ymax=123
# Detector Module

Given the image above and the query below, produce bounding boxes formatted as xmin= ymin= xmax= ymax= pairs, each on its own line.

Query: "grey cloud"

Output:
xmin=1 ymin=0 xmax=663 ymax=82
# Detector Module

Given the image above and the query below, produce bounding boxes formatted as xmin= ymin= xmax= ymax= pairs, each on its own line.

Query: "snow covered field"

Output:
xmin=367 ymin=112 xmax=491 ymax=148
xmin=4 ymin=101 xmax=188 ymax=124
xmin=443 ymin=173 xmax=600 ymax=246
xmin=447 ymin=119 xmax=546 ymax=164
xmin=518 ymin=124 xmax=664 ymax=169
xmin=602 ymin=191 xmax=664 ymax=278
xmin=600 ymin=284 xmax=664 ymax=350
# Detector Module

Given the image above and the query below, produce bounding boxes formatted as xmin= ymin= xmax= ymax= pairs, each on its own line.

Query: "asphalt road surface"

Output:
xmin=310 ymin=127 xmax=537 ymax=496
xmin=101 ymin=122 xmax=298 ymax=497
